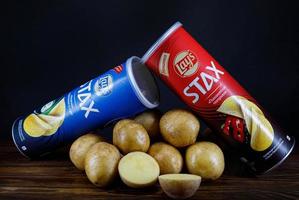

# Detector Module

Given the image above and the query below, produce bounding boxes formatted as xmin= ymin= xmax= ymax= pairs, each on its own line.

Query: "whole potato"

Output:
xmin=186 ymin=142 xmax=224 ymax=180
xmin=69 ymin=133 xmax=104 ymax=170
xmin=135 ymin=110 xmax=160 ymax=139
xmin=148 ymin=142 xmax=183 ymax=174
xmin=113 ymin=119 xmax=150 ymax=154
xmin=160 ymin=109 xmax=200 ymax=147
xmin=85 ymin=142 xmax=121 ymax=187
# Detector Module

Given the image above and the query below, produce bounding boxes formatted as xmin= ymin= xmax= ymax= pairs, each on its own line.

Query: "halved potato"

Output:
xmin=159 ymin=174 xmax=201 ymax=199
xmin=118 ymin=152 xmax=160 ymax=188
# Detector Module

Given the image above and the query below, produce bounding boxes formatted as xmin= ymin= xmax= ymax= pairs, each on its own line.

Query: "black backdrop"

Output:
xmin=2 ymin=0 xmax=299 ymax=140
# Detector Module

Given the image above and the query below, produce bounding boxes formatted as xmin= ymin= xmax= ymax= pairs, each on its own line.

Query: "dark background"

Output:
xmin=2 ymin=0 xmax=299 ymax=140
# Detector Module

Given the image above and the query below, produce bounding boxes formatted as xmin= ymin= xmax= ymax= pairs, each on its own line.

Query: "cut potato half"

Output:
xmin=118 ymin=152 xmax=160 ymax=188
xmin=159 ymin=174 xmax=201 ymax=199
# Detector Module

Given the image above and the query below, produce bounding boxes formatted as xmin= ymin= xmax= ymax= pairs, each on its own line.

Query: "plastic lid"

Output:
xmin=126 ymin=56 xmax=160 ymax=109
xmin=141 ymin=22 xmax=182 ymax=63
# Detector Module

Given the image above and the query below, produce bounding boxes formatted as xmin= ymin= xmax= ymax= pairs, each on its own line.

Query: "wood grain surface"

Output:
xmin=0 ymin=138 xmax=298 ymax=200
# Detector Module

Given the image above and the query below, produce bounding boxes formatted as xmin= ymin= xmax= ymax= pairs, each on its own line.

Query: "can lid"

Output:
xmin=126 ymin=56 xmax=160 ymax=109
xmin=141 ymin=21 xmax=182 ymax=63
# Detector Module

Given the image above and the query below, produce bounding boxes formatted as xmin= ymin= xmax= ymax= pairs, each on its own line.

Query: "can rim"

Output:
xmin=141 ymin=21 xmax=182 ymax=63
xmin=126 ymin=56 xmax=159 ymax=109
xmin=258 ymin=138 xmax=296 ymax=175
xmin=11 ymin=118 xmax=30 ymax=158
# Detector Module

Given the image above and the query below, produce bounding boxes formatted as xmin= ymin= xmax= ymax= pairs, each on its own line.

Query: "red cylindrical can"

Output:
xmin=142 ymin=22 xmax=295 ymax=174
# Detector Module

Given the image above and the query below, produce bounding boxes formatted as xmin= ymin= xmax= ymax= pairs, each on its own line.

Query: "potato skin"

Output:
xmin=159 ymin=174 xmax=201 ymax=199
xmin=85 ymin=142 xmax=121 ymax=187
xmin=148 ymin=142 xmax=183 ymax=174
xmin=186 ymin=142 xmax=224 ymax=180
xmin=135 ymin=110 xmax=161 ymax=139
xmin=113 ymin=119 xmax=150 ymax=154
xmin=69 ymin=133 xmax=104 ymax=170
xmin=160 ymin=109 xmax=200 ymax=147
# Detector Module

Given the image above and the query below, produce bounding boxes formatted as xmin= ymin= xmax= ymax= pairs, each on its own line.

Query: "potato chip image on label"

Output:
xmin=239 ymin=99 xmax=263 ymax=134
xmin=46 ymin=99 xmax=65 ymax=116
xmin=38 ymin=114 xmax=64 ymax=136
xmin=23 ymin=99 xmax=65 ymax=137
xmin=23 ymin=114 xmax=52 ymax=137
xmin=217 ymin=96 xmax=245 ymax=118
xmin=217 ymin=95 xmax=274 ymax=151
xmin=250 ymin=114 xmax=274 ymax=151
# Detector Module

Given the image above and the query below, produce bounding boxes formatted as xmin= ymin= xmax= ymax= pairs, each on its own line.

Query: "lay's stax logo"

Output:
xmin=174 ymin=50 xmax=199 ymax=78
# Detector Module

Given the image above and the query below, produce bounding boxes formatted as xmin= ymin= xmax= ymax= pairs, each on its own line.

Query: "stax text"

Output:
xmin=77 ymin=80 xmax=99 ymax=118
xmin=183 ymin=61 xmax=224 ymax=104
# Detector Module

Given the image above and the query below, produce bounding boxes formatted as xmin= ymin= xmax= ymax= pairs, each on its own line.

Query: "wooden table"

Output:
xmin=0 ymin=137 xmax=298 ymax=200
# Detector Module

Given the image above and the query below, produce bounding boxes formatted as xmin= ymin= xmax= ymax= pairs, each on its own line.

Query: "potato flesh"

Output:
xmin=118 ymin=152 xmax=160 ymax=188
xmin=159 ymin=174 xmax=201 ymax=181
xmin=159 ymin=174 xmax=201 ymax=199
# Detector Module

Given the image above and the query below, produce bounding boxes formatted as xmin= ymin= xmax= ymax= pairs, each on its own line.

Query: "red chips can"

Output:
xmin=142 ymin=22 xmax=295 ymax=174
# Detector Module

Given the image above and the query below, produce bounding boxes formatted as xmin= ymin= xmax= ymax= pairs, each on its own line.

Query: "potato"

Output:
xmin=159 ymin=174 xmax=201 ymax=199
xmin=186 ymin=142 xmax=224 ymax=180
xmin=118 ymin=152 xmax=160 ymax=188
xmin=160 ymin=109 xmax=200 ymax=147
xmin=113 ymin=119 xmax=150 ymax=154
xmin=148 ymin=142 xmax=183 ymax=174
xmin=69 ymin=133 xmax=104 ymax=170
xmin=85 ymin=142 xmax=121 ymax=187
xmin=135 ymin=110 xmax=160 ymax=139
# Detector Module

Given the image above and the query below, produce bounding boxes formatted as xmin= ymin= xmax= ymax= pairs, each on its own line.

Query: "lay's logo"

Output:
xmin=174 ymin=50 xmax=199 ymax=78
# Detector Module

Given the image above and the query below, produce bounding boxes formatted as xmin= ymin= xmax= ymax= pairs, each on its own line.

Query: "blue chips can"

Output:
xmin=12 ymin=56 xmax=159 ymax=158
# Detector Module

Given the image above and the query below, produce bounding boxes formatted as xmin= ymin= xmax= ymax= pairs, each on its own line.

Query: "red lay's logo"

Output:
xmin=173 ymin=50 xmax=199 ymax=78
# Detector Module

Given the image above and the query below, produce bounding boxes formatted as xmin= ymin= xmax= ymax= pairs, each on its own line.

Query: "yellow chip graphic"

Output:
xmin=250 ymin=115 xmax=274 ymax=151
xmin=23 ymin=98 xmax=66 ymax=137
xmin=38 ymin=114 xmax=64 ymax=136
xmin=218 ymin=95 xmax=274 ymax=152
xmin=240 ymin=99 xmax=263 ymax=116
xmin=23 ymin=114 xmax=52 ymax=137
xmin=243 ymin=109 xmax=252 ymax=134
xmin=48 ymin=99 xmax=65 ymax=116
xmin=217 ymin=96 xmax=245 ymax=118
xmin=239 ymin=99 xmax=262 ymax=134
xmin=251 ymin=108 xmax=258 ymax=136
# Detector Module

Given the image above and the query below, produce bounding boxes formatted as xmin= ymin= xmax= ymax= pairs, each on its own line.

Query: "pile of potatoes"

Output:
xmin=69 ymin=109 xmax=225 ymax=199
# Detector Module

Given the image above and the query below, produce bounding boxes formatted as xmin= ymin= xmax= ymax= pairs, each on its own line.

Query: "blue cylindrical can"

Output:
xmin=12 ymin=56 xmax=159 ymax=158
